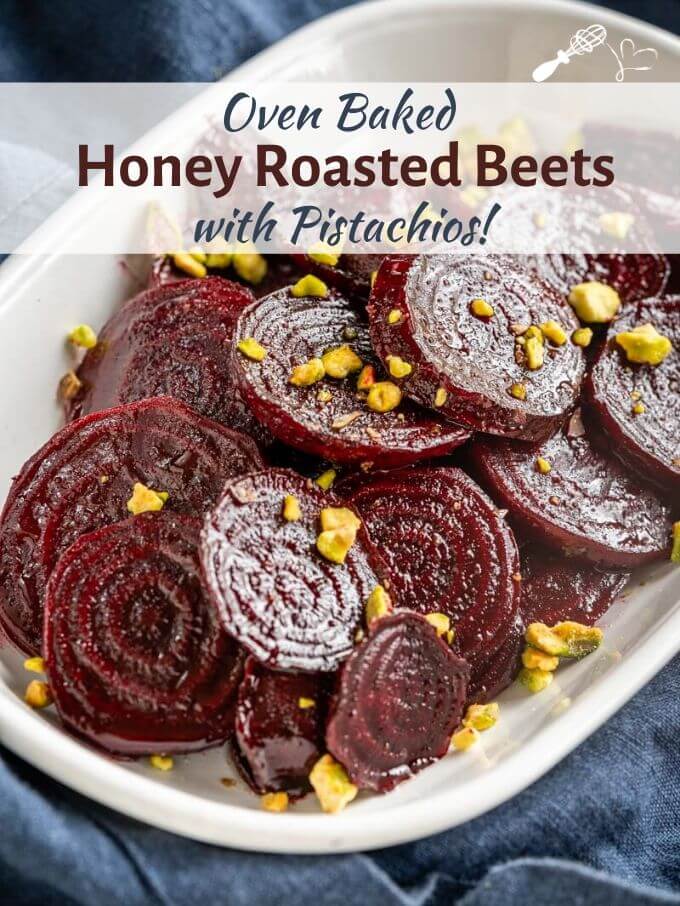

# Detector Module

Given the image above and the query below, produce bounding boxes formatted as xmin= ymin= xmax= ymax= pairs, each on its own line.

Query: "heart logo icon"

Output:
xmin=613 ymin=38 xmax=658 ymax=81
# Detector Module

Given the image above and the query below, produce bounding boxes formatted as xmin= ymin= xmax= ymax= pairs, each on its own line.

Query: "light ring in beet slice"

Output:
xmin=231 ymin=288 xmax=470 ymax=466
xmin=234 ymin=656 xmax=328 ymax=796
xmin=67 ymin=277 xmax=269 ymax=444
xmin=0 ymin=397 xmax=264 ymax=654
xmin=586 ymin=296 xmax=680 ymax=496
xmin=325 ymin=611 xmax=470 ymax=792
xmin=470 ymin=424 xmax=673 ymax=568
xmin=201 ymin=468 xmax=379 ymax=672
xmin=341 ymin=466 xmax=521 ymax=665
xmin=44 ymin=512 xmax=244 ymax=756
xmin=368 ymin=255 xmax=585 ymax=442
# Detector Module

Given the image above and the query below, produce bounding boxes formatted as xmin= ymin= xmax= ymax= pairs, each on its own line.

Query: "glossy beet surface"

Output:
xmin=44 ymin=513 xmax=244 ymax=756
xmin=234 ymin=657 xmax=328 ymax=796
xmin=290 ymin=254 xmax=386 ymax=301
xmin=471 ymin=421 xmax=673 ymax=567
xmin=67 ymin=277 xmax=268 ymax=443
xmin=368 ymin=255 xmax=585 ymax=442
xmin=0 ymin=397 xmax=263 ymax=654
xmin=149 ymin=255 xmax=302 ymax=298
xmin=466 ymin=617 xmax=524 ymax=705
xmin=586 ymin=296 xmax=680 ymax=495
xmin=201 ymin=469 xmax=379 ymax=672
xmin=326 ymin=611 xmax=469 ymax=792
xmin=232 ymin=288 xmax=470 ymax=466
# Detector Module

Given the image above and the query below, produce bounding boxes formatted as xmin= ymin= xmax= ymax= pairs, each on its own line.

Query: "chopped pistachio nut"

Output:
xmin=470 ymin=298 xmax=494 ymax=318
xmin=524 ymin=326 xmax=543 ymax=340
xmin=463 ymin=702 xmax=499 ymax=731
xmin=525 ymin=336 xmax=545 ymax=370
xmin=365 ymin=585 xmax=392 ymax=625
xmin=536 ymin=457 xmax=552 ymax=475
xmin=68 ymin=324 xmax=98 ymax=349
xmin=332 ymin=411 xmax=361 ymax=430
xmin=370 ymin=271 xmax=377 ymax=288
xmin=522 ymin=646 xmax=559 ymax=672
xmin=310 ymin=754 xmax=358 ymax=814
xmin=316 ymin=527 xmax=357 ymax=564
xmin=509 ymin=382 xmax=526 ymax=401
xmin=25 ymin=680 xmax=53 ymax=709
xmin=149 ymin=754 xmax=174 ymax=771
xmin=599 ymin=211 xmax=634 ymax=239
xmin=387 ymin=308 xmax=403 ymax=325
xmin=282 ymin=495 xmax=302 ymax=522
xmin=518 ymin=667 xmax=554 ymax=694
xmin=232 ymin=246 xmax=267 ymax=284
xmin=320 ymin=506 xmax=361 ymax=533
xmin=261 ymin=791 xmax=289 ymax=812
xmin=357 ymin=364 xmax=376 ymax=391
xmin=386 ymin=355 xmax=413 ymax=379
xmin=568 ymin=282 xmax=621 ymax=323
xmin=298 ymin=697 xmax=316 ymax=710
xmin=308 ymin=247 xmax=340 ymax=266
xmin=540 ymin=321 xmax=567 ymax=346
xmin=425 ymin=612 xmax=451 ymax=638
xmin=24 ymin=656 xmax=46 ymax=674
xmin=615 ymin=324 xmax=672 ymax=366
xmin=322 ymin=345 xmax=362 ymax=378
xmin=188 ymin=246 xmax=207 ymax=263
xmin=237 ymin=337 xmax=267 ymax=361
xmin=291 ymin=274 xmax=329 ymax=298
xmin=572 ymin=327 xmax=593 ymax=348
xmin=451 ymin=726 xmax=479 ymax=751
xmin=316 ymin=469 xmax=337 ymax=491
xmin=58 ymin=370 xmax=83 ymax=401
xmin=204 ymin=237 xmax=233 ymax=269
xmin=671 ymin=522 xmax=680 ymax=563
xmin=172 ymin=252 xmax=207 ymax=278
xmin=289 ymin=357 xmax=325 ymax=386
xmin=127 ymin=483 xmax=168 ymax=516
xmin=434 ymin=387 xmax=448 ymax=407
xmin=526 ymin=621 xmax=603 ymax=658
xmin=367 ymin=381 xmax=402 ymax=412
xmin=317 ymin=388 xmax=332 ymax=403
xmin=632 ymin=402 xmax=646 ymax=415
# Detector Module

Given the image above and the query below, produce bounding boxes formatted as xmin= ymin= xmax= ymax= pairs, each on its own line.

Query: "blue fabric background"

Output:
xmin=0 ymin=1 xmax=679 ymax=903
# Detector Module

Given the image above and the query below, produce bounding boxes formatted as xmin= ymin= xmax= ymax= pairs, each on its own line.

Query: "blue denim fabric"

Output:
xmin=0 ymin=2 xmax=678 ymax=903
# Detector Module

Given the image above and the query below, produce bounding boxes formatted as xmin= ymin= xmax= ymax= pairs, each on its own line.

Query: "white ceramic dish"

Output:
xmin=0 ymin=0 xmax=679 ymax=854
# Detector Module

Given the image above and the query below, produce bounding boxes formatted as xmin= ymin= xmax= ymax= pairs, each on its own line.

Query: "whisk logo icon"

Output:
xmin=532 ymin=24 xmax=658 ymax=82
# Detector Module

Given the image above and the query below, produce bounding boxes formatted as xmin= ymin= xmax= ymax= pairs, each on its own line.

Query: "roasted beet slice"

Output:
xmin=368 ymin=255 xmax=585 ymax=442
xmin=231 ymin=288 xmax=470 ymax=466
xmin=201 ymin=469 xmax=379 ymax=672
xmin=149 ymin=255 xmax=301 ymax=298
xmin=234 ymin=657 xmax=328 ymax=796
xmin=342 ymin=466 xmax=521 ymax=665
xmin=290 ymin=254 xmax=386 ymax=301
xmin=326 ymin=611 xmax=469 ymax=792
xmin=466 ymin=616 xmax=524 ymax=705
xmin=519 ymin=543 xmax=629 ymax=626
xmin=67 ymin=277 xmax=269 ymax=444
xmin=471 ymin=422 xmax=673 ymax=567
xmin=0 ymin=397 xmax=263 ymax=654
xmin=586 ymin=296 xmax=680 ymax=495
xmin=44 ymin=513 xmax=243 ymax=756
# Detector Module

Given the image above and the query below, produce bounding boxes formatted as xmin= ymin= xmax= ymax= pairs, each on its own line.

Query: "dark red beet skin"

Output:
xmin=149 ymin=255 xmax=302 ymax=299
xmin=234 ymin=657 xmax=328 ymax=796
xmin=44 ymin=513 xmax=244 ymax=756
xmin=466 ymin=617 xmax=524 ymax=705
xmin=326 ymin=611 xmax=469 ymax=792
xmin=0 ymin=397 xmax=263 ymax=654
xmin=586 ymin=296 xmax=680 ymax=495
xmin=368 ymin=255 xmax=585 ymax=442
xmin=232 ymin=288 xmax=470 ymax=466
xmin=471 ymin=423 xmax=673 ymax=568
xmin=67 ymin=277 xmax=269 ymax=444
xmin=290 ymin=254 xmax=386 ymax=301
xmin=201 ymin=469 xmax=379 ymax=672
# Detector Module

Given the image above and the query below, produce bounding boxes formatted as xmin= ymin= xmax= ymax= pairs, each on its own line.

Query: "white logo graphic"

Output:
xmin=532 ymin=24 xmax=658 ymax=82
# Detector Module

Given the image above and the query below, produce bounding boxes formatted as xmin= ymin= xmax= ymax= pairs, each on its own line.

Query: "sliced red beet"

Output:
xmin=231 ymin=288 xmax=470 ymax=466
xmin=234 ymin=657 xmax=328 ymax=796
xmin=470 ymin=421 xmax=673 ymax=567
xmin=519 ymin=543 xmax=629 ymax=626
xmin=325 ymin=611 xmax=469 ymax=792
xmin=44 ymin=512 xmax=243 ymax=756
xmin=290 ymin=254 xmax=386 ymax=301
xmin=466 ymin=616 xmax=524 ymax=705
xmin=149 ymin=255 xmax=302 ymax=298
xmin=67 ymin=277 xmax=269 ymax=444
xmin=201 ymin=468 xmax=379 ymax=672
xmin=368 ymin=255 xmax=585 ymax=442
xmin=0 ymin=397 xmax=263 ymax=654
xmin=585 ymin=296 xmax=680 ymax=495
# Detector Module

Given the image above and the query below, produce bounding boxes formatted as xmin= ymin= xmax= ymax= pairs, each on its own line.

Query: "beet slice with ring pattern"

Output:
xmin=585 ymin=296 xmax=680 ymax=495
xmin=232 ymin=288 xmax=470 ymax=466
xmin=44 ymin=512 xmax=244 ymax=756
xmin=290 ymin=254 xmax=386 ymax=301
xmin=368 ymin=255 xmax=585 ymax=442
xmin=67 ymin=277 xmax=268 ymax=444
xmin=234 ymin=656 xmax=328 ymax=796
xmin=201 ymin=468 xmax=379 ymax=672
xmin=0 ymin=397 xmax=264 ymax=654
xmin=471 ymin=423 xmax=673 ymax=568
xmin=325 ymin=611 xmax=469 ymax=792
xmin=466 ymin=615 xmax=524 ymax=705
